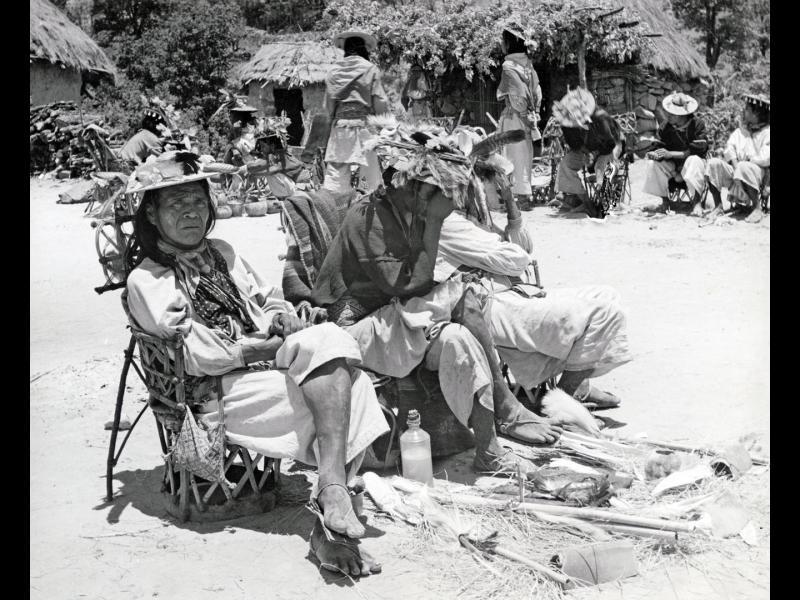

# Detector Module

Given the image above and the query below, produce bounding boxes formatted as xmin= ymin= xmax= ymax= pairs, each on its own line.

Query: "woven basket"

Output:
xmin=245 ymin=201 xmax=268 ymax=217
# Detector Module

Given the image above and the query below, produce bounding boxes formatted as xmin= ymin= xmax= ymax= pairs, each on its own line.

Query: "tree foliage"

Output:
xmin=321 ymin=0 xmax=653 ymax=84
xmin=238 ymin=0 xmax=325 ymax=32
xmin=670 ymin=0 xmax=769 ymax=68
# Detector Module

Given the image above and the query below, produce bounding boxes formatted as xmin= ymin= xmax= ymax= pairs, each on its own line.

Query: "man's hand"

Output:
xmin=269 ymin=312 xmax=307 ymax=338
xmin=241 ymin=336 xmax=284 ymax=365
xmin=650 ymin=148 xmax=669 ymax=161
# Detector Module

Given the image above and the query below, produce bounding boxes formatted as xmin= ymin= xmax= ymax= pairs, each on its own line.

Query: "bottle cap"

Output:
xmin=407 ymin=409 xmax=421 ymax=426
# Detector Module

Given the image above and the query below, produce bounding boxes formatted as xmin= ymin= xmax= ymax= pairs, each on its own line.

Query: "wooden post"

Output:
xmin=577 ymin=33 xmax=588 ymax=90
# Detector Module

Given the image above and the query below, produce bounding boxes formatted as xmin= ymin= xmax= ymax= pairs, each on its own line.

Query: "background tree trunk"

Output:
xmin=577 ymin=34 xmax=587 ymax=89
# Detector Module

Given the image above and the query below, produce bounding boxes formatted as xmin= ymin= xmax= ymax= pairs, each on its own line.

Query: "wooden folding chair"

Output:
xmin=106 ymin=293 xmax=281 ymax=522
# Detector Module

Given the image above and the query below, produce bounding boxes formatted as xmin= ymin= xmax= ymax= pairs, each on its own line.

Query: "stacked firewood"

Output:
xmin=29 ymin=102 xmax=113 ymax=178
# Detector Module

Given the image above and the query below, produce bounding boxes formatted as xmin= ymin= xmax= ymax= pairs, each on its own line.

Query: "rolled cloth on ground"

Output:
xmin=281 ymin=189 xmax=357 ymax=304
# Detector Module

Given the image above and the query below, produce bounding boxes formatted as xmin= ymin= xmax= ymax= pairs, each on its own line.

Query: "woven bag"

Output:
xmin=169 ymin=408 xmax=232 ymax=487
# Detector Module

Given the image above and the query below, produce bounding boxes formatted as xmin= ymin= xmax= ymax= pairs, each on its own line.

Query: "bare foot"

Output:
xmin=497 ymin=405 xmax=562 ymax=445
xmin=745 ymin=207 xmax=764 ymax=223
xmin=690 ymin=203 xmax=704 ymax=217
xmin=309 ymin=520 xmax=382 ymax=577
xmin=317 ymin=483 xmax=365 ymax=539
xmin=473 ymin=447 xmax=538 ymax=476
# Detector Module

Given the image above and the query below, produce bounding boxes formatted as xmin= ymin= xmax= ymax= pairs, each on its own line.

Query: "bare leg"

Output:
xmin=558 ymin=369 xmax=621 ymax=409
xmin=301 ymin=358 xmax=365 ymax=539
xmin=451 ymin=287 xmax=562 ymax=444
xmin=744 ymin=186 xmax=764 ymax=223
xmin=470 ymin=400 xmax=538 ymax=475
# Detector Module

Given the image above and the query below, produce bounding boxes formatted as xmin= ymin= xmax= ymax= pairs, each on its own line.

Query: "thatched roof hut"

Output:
xmin=235 ymin=33 xmax=343 ymax=145
xmin=627 ymin=0 xmax=709 ymax=79
xmin=30 ymin=0 xmax=116 ymax=105
xmin=236 ymin=33 xmax=342 ymax=89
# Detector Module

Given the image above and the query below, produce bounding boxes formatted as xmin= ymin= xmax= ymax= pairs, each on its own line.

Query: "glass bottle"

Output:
xmin=399 ymin=409 xmax=433 ymax=486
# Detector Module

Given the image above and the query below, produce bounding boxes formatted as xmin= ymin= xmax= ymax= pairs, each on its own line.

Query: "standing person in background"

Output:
xmin=323 ymin=30 xmax=389 ymax=195
xmin=496 ymin=27 xmax=542 ymax=212
xmin=704 ymin=94 xmax=770 ymax=223
xmin=643 ymin=92 xmax=709 ymax=216
xmin=401 ymin=63 xmax=434 ymax=120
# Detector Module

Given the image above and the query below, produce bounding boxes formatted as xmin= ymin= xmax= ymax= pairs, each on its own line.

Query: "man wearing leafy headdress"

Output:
xmin=322 ymin=31 xmax=389 ymax=194
xmin=496 ymin=28 xmax=542 ymax=212
xmin=312 ymin=123 xmax=564 ymax=476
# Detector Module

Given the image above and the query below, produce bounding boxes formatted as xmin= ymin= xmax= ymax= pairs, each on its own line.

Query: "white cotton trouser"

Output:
xmin=705 ymin=157 xmax=765 ymax=207
xmin=643 ymin=155 xmax=705 ymax=198
xmin=555 ymin=149 xmax=617 ymax=196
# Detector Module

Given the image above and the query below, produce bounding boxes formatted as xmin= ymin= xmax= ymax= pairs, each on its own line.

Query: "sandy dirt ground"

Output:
xmin=30 ymin=163 xmax=769 ymax=599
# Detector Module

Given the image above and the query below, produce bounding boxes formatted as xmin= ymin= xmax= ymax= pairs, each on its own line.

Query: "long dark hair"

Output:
xmin=502 ymin=30 xmax=527 ymax=55
xmin=344 ymin=37 xmax=370 ymax=60
xmin=132 ymin=179 xmax=216 ymax=267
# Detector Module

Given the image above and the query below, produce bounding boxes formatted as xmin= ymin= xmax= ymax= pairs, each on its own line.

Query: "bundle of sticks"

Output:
xmin=30 ymin=102 xmax=111 ymax=178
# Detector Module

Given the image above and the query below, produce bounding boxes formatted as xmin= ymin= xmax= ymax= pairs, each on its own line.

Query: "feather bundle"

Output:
xmin=468 ymin=129 xmax=525 ymax=158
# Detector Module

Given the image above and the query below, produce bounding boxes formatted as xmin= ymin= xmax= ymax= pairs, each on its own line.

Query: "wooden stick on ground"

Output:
xmin=492 ymin=545 xmax=569 ymax=585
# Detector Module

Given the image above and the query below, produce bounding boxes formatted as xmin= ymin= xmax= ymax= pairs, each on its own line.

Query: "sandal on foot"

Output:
xmin=574 ymin=383 xmax=622 ymax=410
xmin=311 ymin=483 xmax=365 ymax=539
xmin=496 ymin=406 xmax=561 ymax=446
xmin=308 ymin=517 xmax=382 ymax=577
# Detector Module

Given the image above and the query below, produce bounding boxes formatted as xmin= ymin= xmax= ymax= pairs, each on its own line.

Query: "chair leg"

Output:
xmin=106 ymin=336 xmax=137 ymax=502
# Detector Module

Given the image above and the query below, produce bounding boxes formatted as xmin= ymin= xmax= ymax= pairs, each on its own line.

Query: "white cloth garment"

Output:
xmin=643 ymin=155 xmax=706 ymax=198
xmin=435 ymin=212 xmax=632 ymax=388
xmin=126 ymin=239 xmax=388 ymax=465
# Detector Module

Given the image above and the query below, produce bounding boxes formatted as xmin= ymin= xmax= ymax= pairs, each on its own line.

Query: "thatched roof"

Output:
xmin=30 ymin=0 xmax=116 ymax=78
xmin=627 ymin=0 xmax=709 ymax=79
xmin=467 ymin=0 xmax=709 ymax=79
xmin=236 ymin=33 xmax=342 ymax=88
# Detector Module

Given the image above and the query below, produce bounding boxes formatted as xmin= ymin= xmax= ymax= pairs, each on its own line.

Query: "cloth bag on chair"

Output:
xmin=169 ymin=408 xmax=232 ymax=487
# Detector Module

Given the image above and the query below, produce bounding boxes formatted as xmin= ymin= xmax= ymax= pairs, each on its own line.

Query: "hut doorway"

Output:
xmin=273 ymin=88 xmax=305 ymax=146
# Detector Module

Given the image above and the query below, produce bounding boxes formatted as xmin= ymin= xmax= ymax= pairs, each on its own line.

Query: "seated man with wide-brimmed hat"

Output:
xmin=704 ymin=93 xmax=770 ymax=223
xmin=124 ymin=151 xmax=388 ymax=577
xmin=643 ymin=91 xmax=709 ymax=215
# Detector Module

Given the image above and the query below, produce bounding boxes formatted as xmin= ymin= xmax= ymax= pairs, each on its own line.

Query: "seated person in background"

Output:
xmin=643 ymin=92 xmax=709 ymax=216
xmin=553 ymin=88 xmax=623 ymax=218
xmin=226 ymin=99 xmax=261 ymax=167
xmin=238 ymin=117 xmax=313 ymax=200
xmin=312 ymin=128 xmax=563 ymax=477
xmin=125 ymin=152 xmax=387 ymax=578
xmin=437 ymin=147 xmax=632 ymax=410
xmin=119 ymin=105 xmax=169 ymax=167
xmin=704 ymin=94 xmax=770 ymax=223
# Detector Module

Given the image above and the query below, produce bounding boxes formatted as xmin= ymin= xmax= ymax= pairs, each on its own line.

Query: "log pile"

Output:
xmin=29 ymin=102 xmax=113 ymax=178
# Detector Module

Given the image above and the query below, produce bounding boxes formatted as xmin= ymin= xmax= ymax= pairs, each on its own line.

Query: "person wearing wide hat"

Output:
xmin=312 ymin=122 xmax=563 ymax=476
xmin=322 ymin=30 xmax=389 ymax=194
xmin=704 ymin=93 xmax=770 ymax=223
xmin=496 ymin=27 xmax=543 ymax=211
xmin=119 ymin=102 xmax=172 ymax=168
xmin=643 ymin=91 xmax=710 ymax=215
xmin=552 ymin=87 xmax=623 ymax=218
xmin=124 ymin=151 xmax=388 ymax=577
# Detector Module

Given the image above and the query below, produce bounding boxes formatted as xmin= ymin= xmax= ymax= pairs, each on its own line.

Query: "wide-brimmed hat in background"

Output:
xmin=333 ymin=30 xmax=377 ymax=52
xmin=229 ymin=95 xmax=259 ymax=113
xmin=743 ymin=93 xmax=770 ymax=111
xmin=662 ymin=91 xmax=698 ymax=116
xmin=552 ymin=88 xmax=597 ymax=129
xmin=125 ymin=151 xmax=221 ymax=195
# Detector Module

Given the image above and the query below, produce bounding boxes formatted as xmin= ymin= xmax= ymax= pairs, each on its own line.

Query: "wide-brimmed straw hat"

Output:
xmin=743 ymin=93 xmax=770 ymax=111
xmin=553 ymin=88 xmax=597 ymax=129
xmin=333 ymin=30 xmax=377 ymax=52
xmin=125 ymin=151 xmax=219 ymax=195
xmin=662 ymin=92 xmax=698 ymax=116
